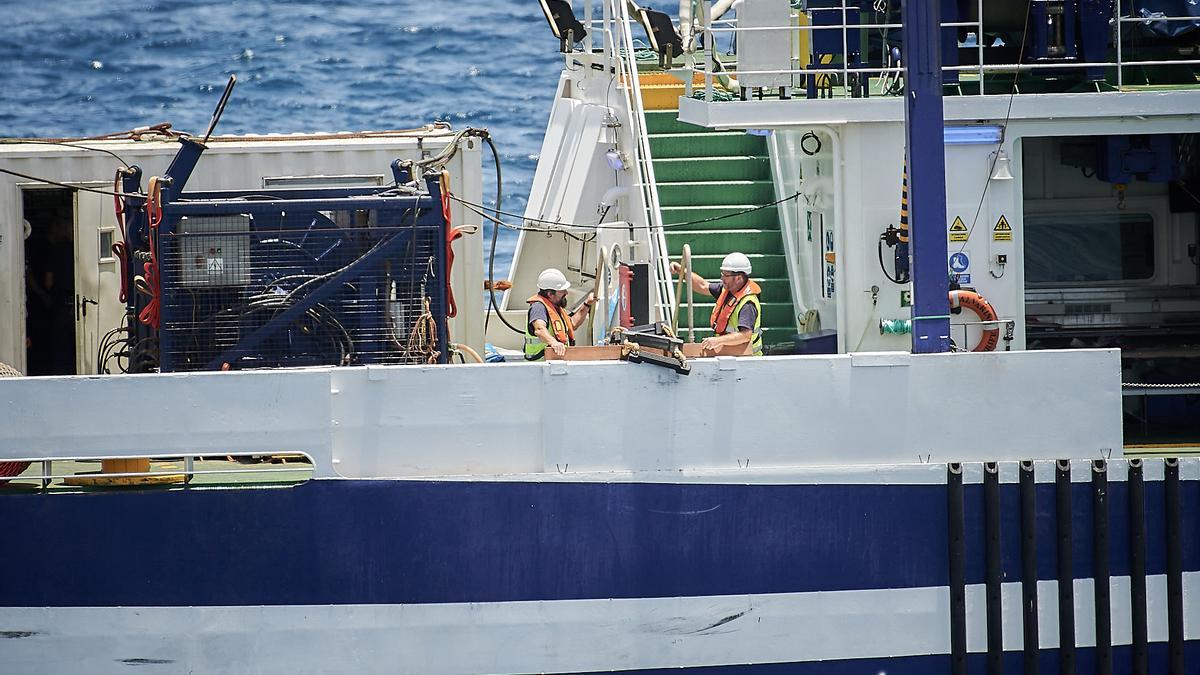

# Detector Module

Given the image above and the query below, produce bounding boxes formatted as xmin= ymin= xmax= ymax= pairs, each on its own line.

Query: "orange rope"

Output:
xmin=113 ymin=171 xmax=130 ymax=303
xmin=440 ymin=171 xmax=463 ymax=318
xmin=137 ymin=178 xmax=163 ymax=329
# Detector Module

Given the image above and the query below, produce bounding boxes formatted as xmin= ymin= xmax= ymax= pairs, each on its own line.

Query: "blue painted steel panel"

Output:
xmin=902 ymin=0 xmax=951 ymax=353
xmin=0 ymin=478 xmax=1197 ymax=608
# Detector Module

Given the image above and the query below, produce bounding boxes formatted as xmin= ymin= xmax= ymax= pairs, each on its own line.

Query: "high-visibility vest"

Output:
xmin=710 ymin=280 xmax=763 ymax=356
xmin=524 ymin=294 xmax=576 ymax=360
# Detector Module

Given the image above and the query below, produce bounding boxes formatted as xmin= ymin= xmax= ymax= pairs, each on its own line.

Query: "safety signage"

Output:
xmin=992 ymin=215 xmax=1012 ymax=241
xmin=948 ymin=251 xmax=970 ymax=273
xmin=949 ymin=216 xmax=968 ymax=242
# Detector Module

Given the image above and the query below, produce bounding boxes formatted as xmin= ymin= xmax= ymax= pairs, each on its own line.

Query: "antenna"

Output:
xmin=202 ymin=74 xmax=237 ymax=144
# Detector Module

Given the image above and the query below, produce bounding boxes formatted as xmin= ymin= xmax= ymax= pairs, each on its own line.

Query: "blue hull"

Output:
xmin=3 ymin=467 xmax=1198 ymax=673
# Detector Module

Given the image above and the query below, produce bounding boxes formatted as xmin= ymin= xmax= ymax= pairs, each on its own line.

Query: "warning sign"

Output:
xmin=992 ymin=215 xmax=1012 ymax=241
xmin=949 ymin=216 xmax=969 ymax=242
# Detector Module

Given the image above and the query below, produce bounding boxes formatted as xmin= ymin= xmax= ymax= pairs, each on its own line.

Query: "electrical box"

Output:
xmin=618 ymin=261 xmax=650 ymax=327
xmin=737 ymin=1 xmax=793 ymax=90
xmin=176 ymin=215 xmax=251 ymax=287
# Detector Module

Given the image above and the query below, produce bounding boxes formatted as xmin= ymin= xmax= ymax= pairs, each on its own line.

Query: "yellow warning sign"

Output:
xmin=949 ymin=216 xmax=968 ymax=242
xmin=992 ymin=215 xmax=1012 ymax=241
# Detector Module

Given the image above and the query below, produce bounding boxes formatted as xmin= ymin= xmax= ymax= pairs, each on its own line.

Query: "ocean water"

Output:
xmin=0 ymin=0 xmax=563 ymax=270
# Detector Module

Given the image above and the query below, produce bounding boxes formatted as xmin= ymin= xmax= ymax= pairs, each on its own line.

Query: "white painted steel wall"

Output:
xmin=0 ymin=132 xmax=484 ymax=370
xmin=496 ymin=62 xmax=666 ymax=350
xmin=8 ymin=571 xmax=1200 ymax=674
xmin=678 ymin=91 xmax=1200 ymax=355
xmin=0 ymin=349 xmax=1122 ymax=478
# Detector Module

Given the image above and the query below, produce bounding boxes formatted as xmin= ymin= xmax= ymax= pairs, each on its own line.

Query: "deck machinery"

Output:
xmin=113 ymin=124 xmax=450 ymax=373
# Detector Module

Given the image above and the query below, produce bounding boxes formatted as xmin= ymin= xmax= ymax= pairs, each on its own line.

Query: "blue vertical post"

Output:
xmin=902 ymin=0 xmax=950 ymax=353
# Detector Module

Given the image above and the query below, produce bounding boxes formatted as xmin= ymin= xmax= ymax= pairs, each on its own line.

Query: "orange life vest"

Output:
xmin=527 ymin=294 xmax=576 ymax=345
xmin=710 ymin=280 xmax=762 ymax=335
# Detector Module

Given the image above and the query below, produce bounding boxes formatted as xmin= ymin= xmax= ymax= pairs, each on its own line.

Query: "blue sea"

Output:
xmin=1 ymin=0 xmax=563 ymax=269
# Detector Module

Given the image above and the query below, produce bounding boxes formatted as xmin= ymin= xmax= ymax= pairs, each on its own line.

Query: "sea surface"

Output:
xmin=0 ymin=0 xmax=565 ymax=270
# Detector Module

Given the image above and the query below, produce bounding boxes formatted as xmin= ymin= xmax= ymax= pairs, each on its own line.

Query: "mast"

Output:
xmin=901 ymin=0 xmax=951 ymax=353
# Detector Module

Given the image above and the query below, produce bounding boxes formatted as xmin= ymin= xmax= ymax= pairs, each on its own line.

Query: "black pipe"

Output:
xmin=1165 ymin=459 xmax=1184 ymax=675
xmin=985 ymin=461 xmax=1003 ymax=675
xmin=1020 ymin=461 xmax=1039 ymax=675
xmin=948 ymin=463 xmax=967 ymax=675
xmin=1128 ymin=460 xmax=1147 ymax=675
xmin=1093 ymin=459 xmax=1112 ymax=675
xmin=1055 ymin=460 xmax=1076 ymax=675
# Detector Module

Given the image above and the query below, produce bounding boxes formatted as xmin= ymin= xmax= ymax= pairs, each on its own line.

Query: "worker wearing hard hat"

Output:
xmin=670 ymin=251 xmax=762 ymax=356
xmin=525 ymin=268 xmax=596 ymax=360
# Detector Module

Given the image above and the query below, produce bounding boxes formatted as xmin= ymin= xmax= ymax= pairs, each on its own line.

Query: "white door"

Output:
xmin=74 ymin=188 xmax=123 ymax=375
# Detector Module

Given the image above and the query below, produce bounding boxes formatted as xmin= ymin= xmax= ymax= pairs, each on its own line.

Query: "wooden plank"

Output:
xmin=681 ymin=342 xmax=752 ymax=358
xmin=548 ymin=346 xmax=625 ymax=361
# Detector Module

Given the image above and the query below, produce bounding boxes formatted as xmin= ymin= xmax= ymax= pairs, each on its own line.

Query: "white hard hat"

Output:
xmin=720 ymin=252 xmax=752 ymax=274
xmin=537 ymin=267 xmax=571 ymax=291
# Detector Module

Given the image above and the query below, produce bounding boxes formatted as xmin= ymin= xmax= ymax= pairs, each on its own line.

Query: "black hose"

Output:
xmin=483 ymin=134 xmax=524 ymax=336
xmin=877 ymin=237 xmax=907 ymax=285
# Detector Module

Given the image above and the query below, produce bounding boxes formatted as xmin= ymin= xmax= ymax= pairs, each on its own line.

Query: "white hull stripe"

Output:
xmin=3 ymin=573 xmax=1199 ymax=674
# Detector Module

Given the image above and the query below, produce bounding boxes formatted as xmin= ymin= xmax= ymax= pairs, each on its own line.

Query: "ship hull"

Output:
xmin=3 ymin=467 xmax=1199 ymax=673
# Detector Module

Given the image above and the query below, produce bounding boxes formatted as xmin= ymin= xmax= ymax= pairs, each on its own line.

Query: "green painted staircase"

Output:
xmin=646 ymin=110 xmax=796 ymax=347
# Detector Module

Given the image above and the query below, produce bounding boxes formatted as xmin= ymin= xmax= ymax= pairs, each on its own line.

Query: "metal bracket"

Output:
xmin=615 ymin=323 xmax=690 ymax=375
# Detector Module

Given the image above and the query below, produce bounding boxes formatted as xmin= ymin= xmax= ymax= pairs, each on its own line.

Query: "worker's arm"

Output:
xmin=568 ymin=293 xmax=597 ymax=330
xmin=701 ymin=327 xmax=752 ymax=353
xmin=532 ymin=320 xmax=566 ymax=357
xmin=669 ymin=261 xmax=714 ymax=297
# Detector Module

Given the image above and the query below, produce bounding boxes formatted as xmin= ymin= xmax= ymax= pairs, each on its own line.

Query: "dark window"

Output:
xmin=1025 ymin=212 xmax=1155 ymax=284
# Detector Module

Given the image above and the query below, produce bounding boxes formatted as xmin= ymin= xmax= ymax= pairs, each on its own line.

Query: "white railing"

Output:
xmin=601 ymin=0 xmax=677 ymax=324
xmin=690 ymin=1 xmax=1200 ymax=101
xmin=1 ymin=453 xmax=313 ymax=491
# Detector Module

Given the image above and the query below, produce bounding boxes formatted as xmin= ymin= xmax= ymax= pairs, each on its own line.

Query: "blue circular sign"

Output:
xmin=948 ymin=252 xmax=970 ymax=273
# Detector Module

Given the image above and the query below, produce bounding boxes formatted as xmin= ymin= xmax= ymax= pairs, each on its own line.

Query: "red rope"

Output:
xmin=137 ymin=178 xmax=163 ymax=329
xmin=440 ymin=171 xmax=463 ymax=319
xmin=113 ymin=171 xmax=129 ymax=303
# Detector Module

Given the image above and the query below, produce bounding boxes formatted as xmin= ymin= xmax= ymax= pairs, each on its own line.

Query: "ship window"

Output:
xmin=1025 ymin=212 xmax=1155 ymax=283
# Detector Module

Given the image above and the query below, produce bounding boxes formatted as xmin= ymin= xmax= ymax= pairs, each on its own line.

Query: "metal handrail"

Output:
xmin=605 ymin=0 xmax=676 ymax=324
xmin=671 ymin=243 xmax=696 ymax=341
xmin=1 ymin=453 xmax=313 ymax=491
xmin=691 ymin=2 xmax=1200 ymax=99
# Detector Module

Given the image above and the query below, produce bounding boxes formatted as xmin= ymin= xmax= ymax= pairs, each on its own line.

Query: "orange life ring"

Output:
xmin=949 ymin=289 xmax=999 ymax=352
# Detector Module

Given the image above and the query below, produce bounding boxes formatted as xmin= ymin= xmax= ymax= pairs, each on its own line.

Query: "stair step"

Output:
xmin=654 ymin=156 xmax=772 ymax=182
xmin=661 ymin=205 xmax=781 ymax=230
xmin=649 ymin=132 xmax=767 ymax=158
xmin=689 ymin=253 xmax=789 ymax=278
xmin=644 ymin=111 xmax=711 ymax=135
xmin=665 ymin=229 xmax=783 ymax=256
xmin=658 ymin=180 xmax=776 ymax=207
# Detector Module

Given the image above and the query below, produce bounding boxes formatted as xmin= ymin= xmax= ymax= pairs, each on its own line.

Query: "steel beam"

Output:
xmin=902 ymin=0 xmax=950 ymax=353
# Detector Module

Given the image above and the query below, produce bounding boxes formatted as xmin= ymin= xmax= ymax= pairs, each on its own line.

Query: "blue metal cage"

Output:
xmin=154 ymin=184 xmax=449 ymax=372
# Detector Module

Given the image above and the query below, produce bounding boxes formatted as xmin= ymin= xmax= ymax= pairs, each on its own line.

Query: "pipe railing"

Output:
xmin=671 ymin=243 xmax=696 ymax=341
xmin=0 ymin=453 xmax=313 ymax=491
xmin=602 ymin=0 xmax=677 ymax=325
xmin=690 ymin=2 xmax=1200 ymax=101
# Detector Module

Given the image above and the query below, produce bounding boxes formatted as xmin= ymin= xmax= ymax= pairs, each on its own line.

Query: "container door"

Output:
xmin=74 ymin=188 xmax=123 ymax=375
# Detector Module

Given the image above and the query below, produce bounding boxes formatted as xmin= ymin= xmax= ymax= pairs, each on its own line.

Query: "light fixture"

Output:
xmin=943 ymin=125 xmax=1003 ymax=145
xmin=605 ymin=149 xmax=628 ymax=172
xmin=990 ymin=150 xmax=1014 ymax=181
xmin=538 ymin=0 xmax=587 ymax=53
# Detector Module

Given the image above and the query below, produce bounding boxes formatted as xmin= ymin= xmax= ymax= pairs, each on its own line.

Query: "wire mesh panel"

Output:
xmin=156 ymin=195 xmax=447 ymax=372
